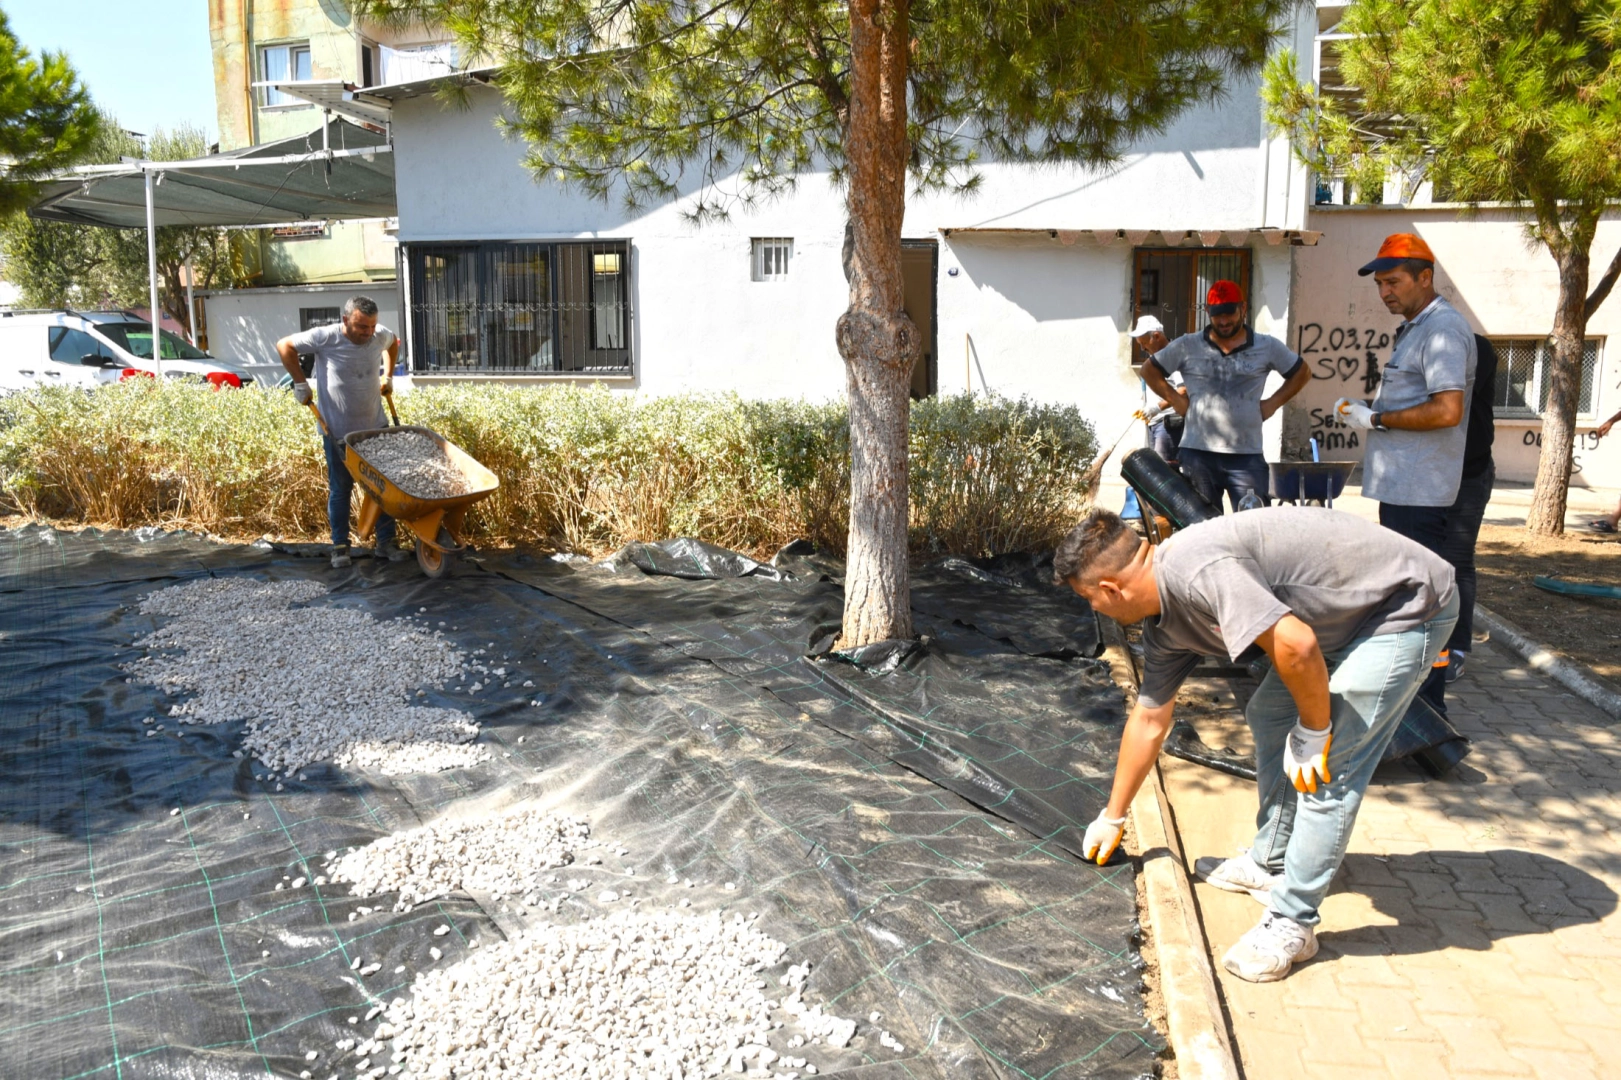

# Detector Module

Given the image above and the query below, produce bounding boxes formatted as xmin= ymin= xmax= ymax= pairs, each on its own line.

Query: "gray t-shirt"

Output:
xmin=1364 ymin=296 xmax=1477 ymax=507
xmin=285 ymin=322 xmax=396 ymax=442
xmin=1150 ymin=328 xmax=1302 ymax=455
xmin=1137 ymin=507 xmax=1456 ymax=708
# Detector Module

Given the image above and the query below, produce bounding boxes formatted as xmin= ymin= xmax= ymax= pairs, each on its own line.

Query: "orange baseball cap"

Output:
xmin=1359 ymin=233 xmax=1436 ymax=276
xmin=1206 ymin=280 xmax=1244 ymax=309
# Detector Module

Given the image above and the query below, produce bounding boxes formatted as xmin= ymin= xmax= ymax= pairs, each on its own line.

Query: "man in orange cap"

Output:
xmin=1334 ymin=233 xmax=1477 ymax=716
xmin=1141 ymin=280 xmax=1311 ymax=512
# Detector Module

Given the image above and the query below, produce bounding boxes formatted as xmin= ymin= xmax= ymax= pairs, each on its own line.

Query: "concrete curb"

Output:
xmin=1096 ymin=619 xmax=1240 ymax=1080
xmin=1475 ymin=604 xmax=1621 ymax=720
xmin=1130 ymin=765 xmax=1242 ymax=1080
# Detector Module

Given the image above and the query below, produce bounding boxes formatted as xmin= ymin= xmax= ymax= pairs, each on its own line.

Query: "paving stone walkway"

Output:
xmin=1158 ymin=640 xmax=1621 ymax=1079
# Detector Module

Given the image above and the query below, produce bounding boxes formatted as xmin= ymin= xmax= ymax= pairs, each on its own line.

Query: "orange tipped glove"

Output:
xmin=1083 ymin=812 xmax=1127 ymax=865
xmin=1283 ymin=721 xmax=1333 ymax=793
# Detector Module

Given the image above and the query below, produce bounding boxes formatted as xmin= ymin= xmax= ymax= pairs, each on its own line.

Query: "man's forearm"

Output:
xmin=276 ymin=342 xmax=305 ymax=382
xmin=1257 ymin=616 xmax=1332 ymax=730
xmin=1262 ymin=364 xmax=1312 ymax=418
xmin=1105 ymin=702 xmax=1177 ymax=817
xmin=1139 ymin=363 xmax=1188 ymax=416
xmin=1379 ymin=389 xmax=1464 ymax=431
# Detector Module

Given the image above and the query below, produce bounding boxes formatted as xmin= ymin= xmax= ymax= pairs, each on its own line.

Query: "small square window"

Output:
xmin=262 ymin=44 xmax=312 ymax=107
xmin=593 ymin=252 xmax=621 ymax=275
xmin=751 ymin=238 xmax=793 ymax=282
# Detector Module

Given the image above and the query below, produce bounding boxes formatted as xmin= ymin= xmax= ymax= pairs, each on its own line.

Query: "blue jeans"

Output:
xmin=1176 ymin=448 xmax=1269 ymax=514
xmin=1244 ymin=592 xmax=1459 ymax=925
xmin=323 ymin=435 xmax=396 ymax=550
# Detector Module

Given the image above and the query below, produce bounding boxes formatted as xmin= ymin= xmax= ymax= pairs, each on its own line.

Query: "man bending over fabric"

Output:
xmin=1056 ymin=505 xmax=1457 ymax=982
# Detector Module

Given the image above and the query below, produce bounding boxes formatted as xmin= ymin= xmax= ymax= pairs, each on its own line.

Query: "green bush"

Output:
xmin=0 ymin=381 xmax=1096 ymax=558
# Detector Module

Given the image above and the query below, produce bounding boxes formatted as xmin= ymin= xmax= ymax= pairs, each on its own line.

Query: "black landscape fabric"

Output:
xmin=0 ymin=527 xmax=1156 ymax=1080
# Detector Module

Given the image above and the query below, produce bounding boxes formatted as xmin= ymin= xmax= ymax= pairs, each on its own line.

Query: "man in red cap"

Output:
xmin=1334 ymin=232 xmax=1477 ymax=716
xmin=1141 ymin=280 xmax=1310 ymax=511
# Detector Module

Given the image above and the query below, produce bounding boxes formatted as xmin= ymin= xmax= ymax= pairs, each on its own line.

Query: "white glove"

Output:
xmin=1333 ymin=397 xmax=1376 ymax=431
xmin=1082 ymin=812 xmax=1127 ymax=865
xmin=1283 ymin=721 xmax=1334 ymax=794
xmin=293 ymin=381 xmax=312 ymax=406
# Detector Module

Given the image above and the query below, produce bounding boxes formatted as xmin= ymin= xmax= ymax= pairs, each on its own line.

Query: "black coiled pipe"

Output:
xmin=1120 ymin=448 xmax=1217 ymax=531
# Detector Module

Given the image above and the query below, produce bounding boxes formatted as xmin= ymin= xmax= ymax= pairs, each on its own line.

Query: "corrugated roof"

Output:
xmin=27 ymin=119 xmax=394 ymax=229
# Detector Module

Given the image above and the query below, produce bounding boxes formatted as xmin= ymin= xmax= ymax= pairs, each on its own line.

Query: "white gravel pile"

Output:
xmin=359 ymin=431 xmax=472 ymax=499
xmin=378 ymin=909 xmax=856 ymax=1079
xmin=330 ymin=807 xmax=592 ymax=911
xmin=125 ymin=578 xmax=487 ymax=774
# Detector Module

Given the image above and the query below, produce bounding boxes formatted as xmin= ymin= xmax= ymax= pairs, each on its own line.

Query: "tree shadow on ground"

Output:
xmin=1317 ymin=849 xmax=1617 ymax=958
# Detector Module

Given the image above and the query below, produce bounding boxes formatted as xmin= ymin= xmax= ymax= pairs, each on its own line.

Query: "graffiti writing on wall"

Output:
xmin=1297 ymin=323 xmax=1393 ymax=395
xmin=1304 ymin=407 xmax=1362 ymax=452
xmin=1521 ymin=428 xmax=1601 ymax=475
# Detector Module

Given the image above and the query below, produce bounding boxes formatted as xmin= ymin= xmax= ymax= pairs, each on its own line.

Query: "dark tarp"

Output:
xmin=27 ymin=120 xmax=394 ymax=229
xmin=0 ymin=527 xmax=1157 ymax=1080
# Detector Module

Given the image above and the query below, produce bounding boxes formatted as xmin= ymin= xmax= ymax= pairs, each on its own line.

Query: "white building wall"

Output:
xmin=383 ymin=12 xmax=1314 ymax=475
xmin=1288 ymin=206 xmax=1621 ymax=489
xmin=199 ymin=283 xmax=402 ymax=377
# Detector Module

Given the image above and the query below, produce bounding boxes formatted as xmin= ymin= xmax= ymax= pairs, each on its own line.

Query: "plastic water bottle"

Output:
xmin=1236 ymin=491 xmax=1266 ymax=513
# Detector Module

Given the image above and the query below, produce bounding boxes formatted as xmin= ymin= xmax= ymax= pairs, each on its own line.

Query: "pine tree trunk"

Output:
xmin=1525 ymin=244 xmax=1593 ymax=535
xmin=835 ymin=0 xmax=920 ymax=647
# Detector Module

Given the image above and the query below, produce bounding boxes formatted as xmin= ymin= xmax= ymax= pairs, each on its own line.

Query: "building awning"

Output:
xmin=261 ymin=68 xmax=502 ymax=128
xmin=938 ymin=226 xmax=1322 ymax=246
xmin=27 ymin=119 xmax=395 ymax=229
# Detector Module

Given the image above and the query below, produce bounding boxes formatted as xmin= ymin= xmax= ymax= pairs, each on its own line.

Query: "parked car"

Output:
xmin=0 ymin=309 xmax=259 ymax=392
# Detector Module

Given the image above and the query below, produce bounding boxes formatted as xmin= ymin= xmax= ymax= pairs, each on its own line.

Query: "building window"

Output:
xmin=1131 ymin=247 xmax=1252 ymax=363
xmin=1491 ymin=337 xmax=1601 ymax=418
xmin=406 ymin=240 xmax=632 ymax=374
xmin=751 ymin=238 xmax=792 ymax=282
xmin=300 ymin=307 xmax=341 ymax=331
xmin=261 ymin=43 xmax=313 ymax=106
xmin=360 ymin=42 xmax=379 ymax=88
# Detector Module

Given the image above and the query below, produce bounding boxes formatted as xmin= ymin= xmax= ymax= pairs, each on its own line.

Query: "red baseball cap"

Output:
xmin=1206 ymin=280 xmax=1244 ymax=311
xmin=1359 ymin=233 xmax=1437 ymax=276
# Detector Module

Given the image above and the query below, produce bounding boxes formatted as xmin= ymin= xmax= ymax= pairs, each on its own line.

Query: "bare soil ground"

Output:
xmin=1475 ymin=522 xmax=1621 ymax=680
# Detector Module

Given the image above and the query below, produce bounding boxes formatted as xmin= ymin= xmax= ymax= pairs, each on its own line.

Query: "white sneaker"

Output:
xmin=1222 ymin=911 xmax=1319 ymax=983
xmin=1194 ymin=852 xmax=1283 ymax=904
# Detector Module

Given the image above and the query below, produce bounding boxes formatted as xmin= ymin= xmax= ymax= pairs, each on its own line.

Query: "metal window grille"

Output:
xmin=751 ymin=238 xmax=793 ymax=282
xmin=1129 ymin=247 xmax=1252 ymax=364
xmin=1490 ymin=337 xmax=1600 ymax=417
xmin=406 ymin=240 xmax=632 ymax=374
xmin=299 ymin=308 xmax=340 ymax=332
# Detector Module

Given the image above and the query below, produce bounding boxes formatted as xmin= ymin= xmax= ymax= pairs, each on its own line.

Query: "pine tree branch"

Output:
xmin=1586 ymin=243 xmax=1621 ymax=320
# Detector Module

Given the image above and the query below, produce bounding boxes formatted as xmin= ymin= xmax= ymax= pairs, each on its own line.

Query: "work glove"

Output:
xmin=381 ymin=376 xmax=394 ymax=396
xmin=1283 ymin=721 xmax=1333 ymax=794
xmin=293 ymin=381 xmax=312 ymax=406
xmin=1333 ymin=397 xmax=1376 ymax=431
xmin=1082 ymin=812 xmax=1127 ymax=865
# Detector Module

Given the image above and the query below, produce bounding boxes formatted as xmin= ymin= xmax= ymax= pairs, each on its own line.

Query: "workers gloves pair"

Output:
xmin=1081 ymin=720 xmax=1333 ymax=866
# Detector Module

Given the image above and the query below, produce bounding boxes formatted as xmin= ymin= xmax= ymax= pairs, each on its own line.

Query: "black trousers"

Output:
xmin=1379 ymin=501 xmax=1452 ymax=716
xmin=1443 ymin=463 xmax=1495 ymax=656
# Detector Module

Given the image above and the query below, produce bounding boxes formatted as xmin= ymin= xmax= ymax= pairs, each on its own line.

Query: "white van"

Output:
xmin=0 ymin=309 xmax=258 ymax=393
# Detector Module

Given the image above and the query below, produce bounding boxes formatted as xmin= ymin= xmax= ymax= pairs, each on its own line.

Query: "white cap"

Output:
xmin=1129 ymin=315 xmax=1165 ymax=338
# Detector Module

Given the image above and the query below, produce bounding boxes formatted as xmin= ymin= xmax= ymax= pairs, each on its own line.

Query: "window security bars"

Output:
xmin=751 ymin=238 xmax=793 ymax=282
xmin=406 ymin=240 xmax=632 ymax=375
xmin=1491 ymin=337 xmax=1600 ymax=418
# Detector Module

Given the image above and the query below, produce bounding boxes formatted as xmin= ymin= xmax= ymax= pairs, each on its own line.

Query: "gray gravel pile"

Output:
xmin=359 ymin=431 xmax=472 ymax=499
xmin=126 ymin=578 xmax=487 ymax=774
xmin=330 ymin=807 xmax=593 ymax=911
xmin=378 ymin=909 xmax=858 ymax=1079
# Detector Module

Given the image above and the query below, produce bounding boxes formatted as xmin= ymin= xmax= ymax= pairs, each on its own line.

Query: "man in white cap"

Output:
xmin=1130 ymin=316 xmax=1183 ymax=465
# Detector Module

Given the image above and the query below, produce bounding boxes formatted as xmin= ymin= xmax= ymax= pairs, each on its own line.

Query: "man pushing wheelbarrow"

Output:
xmin=277 ymin=296 xmax=406 ymax=568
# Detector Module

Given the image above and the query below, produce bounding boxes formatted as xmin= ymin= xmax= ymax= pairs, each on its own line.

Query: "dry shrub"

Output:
xmin=0 ymin=382 xmax=1095 ymax=558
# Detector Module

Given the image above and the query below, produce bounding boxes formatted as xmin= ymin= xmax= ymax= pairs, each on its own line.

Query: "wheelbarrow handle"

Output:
xmin=382 ymin=380 xmax=400 ymax=427
xmin=307 ymin=400 xmax=329 ymax=438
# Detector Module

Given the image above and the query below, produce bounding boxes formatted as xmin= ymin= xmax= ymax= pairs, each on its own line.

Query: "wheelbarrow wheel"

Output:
xmin=416 ymin=527 xmax=456 ymax=579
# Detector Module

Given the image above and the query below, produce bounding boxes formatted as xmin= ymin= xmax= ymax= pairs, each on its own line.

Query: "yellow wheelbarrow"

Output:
xmin=309 ymin=392 xmax=499 ymax=578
